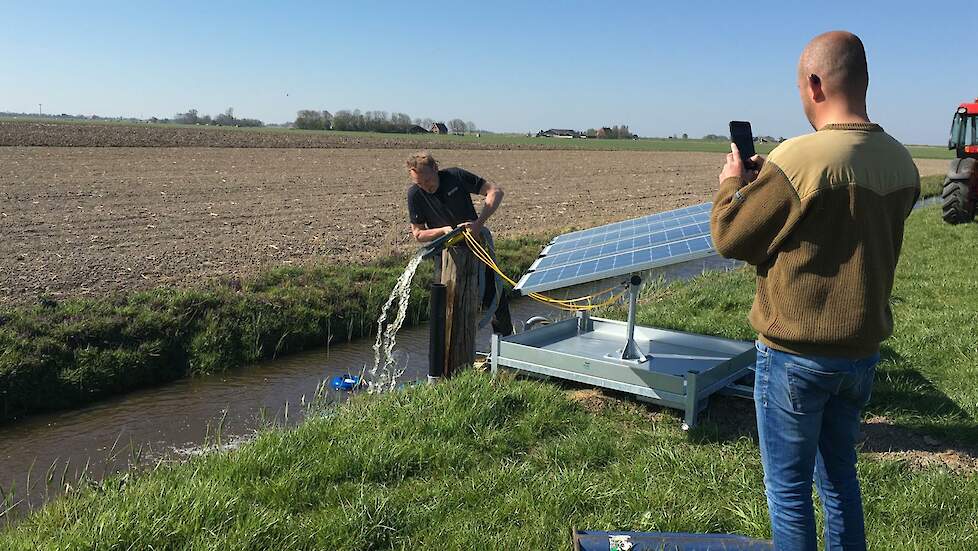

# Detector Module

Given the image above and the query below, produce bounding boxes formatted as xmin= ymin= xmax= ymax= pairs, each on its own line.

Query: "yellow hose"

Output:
xmin=460 ymin=230 xmax=626 ymax=312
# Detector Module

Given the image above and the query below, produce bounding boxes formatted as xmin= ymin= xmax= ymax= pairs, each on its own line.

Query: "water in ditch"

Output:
xmin=0 ymin=253 xmax=739 ymax=522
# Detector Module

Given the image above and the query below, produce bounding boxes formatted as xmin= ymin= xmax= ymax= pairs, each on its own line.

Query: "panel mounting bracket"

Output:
xmin=614 ymin=274 xmax=648 ymax=363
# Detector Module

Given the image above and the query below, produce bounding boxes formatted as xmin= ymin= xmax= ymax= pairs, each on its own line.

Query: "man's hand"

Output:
xmin=458 ymin=220 xmax=483 ymax=236
xmin=719 ymin=143 xmax=764 ymax=186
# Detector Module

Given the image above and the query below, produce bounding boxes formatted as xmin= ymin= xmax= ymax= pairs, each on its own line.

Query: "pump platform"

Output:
xmin=491 ymin=311 xmax=755 ymax=429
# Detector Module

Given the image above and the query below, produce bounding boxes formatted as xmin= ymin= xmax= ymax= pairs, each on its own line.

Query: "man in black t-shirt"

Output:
xmin=406 ymin=151 xmax=513 ymax=336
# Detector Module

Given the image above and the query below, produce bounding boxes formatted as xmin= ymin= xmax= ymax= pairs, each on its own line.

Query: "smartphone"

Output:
xmin=729 ymin=121 xmax=756 ymax=167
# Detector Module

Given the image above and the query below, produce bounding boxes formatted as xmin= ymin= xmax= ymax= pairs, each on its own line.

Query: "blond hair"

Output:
xmin=406 ymin=151 xmax=438 ymax=171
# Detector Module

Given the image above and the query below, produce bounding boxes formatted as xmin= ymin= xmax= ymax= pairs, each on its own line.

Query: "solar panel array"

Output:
xmin=514 ymin=202 xmax=716 ymax=294
xmin=551 ymin=202 xmax=711 ymax=246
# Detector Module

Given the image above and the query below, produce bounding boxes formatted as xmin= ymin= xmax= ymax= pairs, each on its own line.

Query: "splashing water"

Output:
xmin=368 ymin=252 xmax=426 ymax=393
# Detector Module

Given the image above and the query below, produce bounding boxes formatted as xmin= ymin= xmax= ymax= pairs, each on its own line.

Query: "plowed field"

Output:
xmin=0 ymin=141 xmax=947 ymax=305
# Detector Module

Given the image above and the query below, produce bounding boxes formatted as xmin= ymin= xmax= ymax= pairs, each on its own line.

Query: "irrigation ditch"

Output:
xmin=0 ymin=176 xmax=946 ymax=524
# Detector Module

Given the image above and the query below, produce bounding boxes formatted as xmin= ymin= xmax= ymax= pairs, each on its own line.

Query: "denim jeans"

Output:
xmin=754 ymin=341 xmax=879 ymax=551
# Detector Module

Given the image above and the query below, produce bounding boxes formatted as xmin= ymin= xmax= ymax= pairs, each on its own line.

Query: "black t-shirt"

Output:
xmin=407 ymin=167 xmax=485 ymax=228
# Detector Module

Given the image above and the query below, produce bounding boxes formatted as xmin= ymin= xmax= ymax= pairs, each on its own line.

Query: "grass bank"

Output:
xmin=3 ymin=205 xmax=976 ymax=549
xmin=0 ymin=234 xmax=549 ymax=423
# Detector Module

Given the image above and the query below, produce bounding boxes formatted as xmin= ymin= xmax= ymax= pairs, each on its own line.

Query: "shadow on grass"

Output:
xmin=683 ymin=347 xmax=978 ymax=463
xmin=868 ymin=348 xmax=971 ymax=421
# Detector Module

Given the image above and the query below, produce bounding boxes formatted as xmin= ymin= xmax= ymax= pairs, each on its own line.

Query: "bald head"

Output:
xmin=799 ymin=31 xmax=869 ymax=104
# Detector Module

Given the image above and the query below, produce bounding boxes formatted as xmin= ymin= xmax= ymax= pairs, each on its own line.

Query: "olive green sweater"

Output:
xmin=710 ymin=123 xmax=920 ymax=357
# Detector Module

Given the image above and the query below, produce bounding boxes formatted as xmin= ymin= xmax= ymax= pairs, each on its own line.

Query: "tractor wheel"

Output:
xmin=941 ymin=178 xmax=976 ymax=224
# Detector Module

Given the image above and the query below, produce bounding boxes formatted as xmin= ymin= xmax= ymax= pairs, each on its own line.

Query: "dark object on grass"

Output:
xmin=572 ymin=529 xmax=772 ymax=551
xmin=227 ymin=277 xmax=243 ymax=292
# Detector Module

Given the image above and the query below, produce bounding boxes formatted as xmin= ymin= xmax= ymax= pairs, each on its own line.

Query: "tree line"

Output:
xmin=295 ymin=109 xmax=477 ymax=134
xmin=169 ymin=108 xmax=263 ymax=127
xmin=582 ymin=125 xmax=633 ymax=139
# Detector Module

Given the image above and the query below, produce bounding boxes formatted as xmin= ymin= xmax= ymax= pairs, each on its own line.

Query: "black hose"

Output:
xmin=428 ymin=283 xmax=447 ymax=380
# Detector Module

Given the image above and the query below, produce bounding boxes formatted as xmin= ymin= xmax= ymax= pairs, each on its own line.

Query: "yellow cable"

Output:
xmin=459 ymin=230 xmax=627 ymax=312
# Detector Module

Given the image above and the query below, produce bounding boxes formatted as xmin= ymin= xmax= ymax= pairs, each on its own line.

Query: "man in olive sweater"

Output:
xmin=711 ymin=32 xmax=919 ymax=550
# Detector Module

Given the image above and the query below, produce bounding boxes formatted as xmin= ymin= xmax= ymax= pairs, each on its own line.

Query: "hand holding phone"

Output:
xmin=729 ymin=121 xmax=756 ymax=168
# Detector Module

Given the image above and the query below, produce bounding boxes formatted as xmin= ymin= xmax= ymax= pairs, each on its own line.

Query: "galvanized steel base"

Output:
xmin=490 ymin=313 xmax=755 ymax=428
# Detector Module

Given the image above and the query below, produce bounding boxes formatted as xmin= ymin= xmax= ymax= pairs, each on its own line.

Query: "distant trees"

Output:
xmin=448 ymin=119 xmax=466 ymax=134
xmin=295 ymin=108 xmax=476 ymax=134
xmin=173 ymin=107 xmax=262 ymax=127
xmin=295 ymin=110 xmax=332 ymax=130
xmin=590 ymin=125 xmax=632 ymax=139
xmin=174 ymin=109 xmax=200 ymax=125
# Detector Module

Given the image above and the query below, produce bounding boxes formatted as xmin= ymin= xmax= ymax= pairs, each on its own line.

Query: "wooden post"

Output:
xmin=441 ymin=244 xmax=479 ymax=377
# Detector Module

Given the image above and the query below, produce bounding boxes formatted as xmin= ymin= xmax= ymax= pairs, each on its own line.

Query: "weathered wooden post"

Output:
xmin=440 ymin=243 xmax=479 ymax=377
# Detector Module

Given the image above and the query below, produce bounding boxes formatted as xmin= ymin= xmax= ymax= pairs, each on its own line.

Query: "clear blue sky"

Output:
xmin=0 ymin=1 xmax=968 ymax=144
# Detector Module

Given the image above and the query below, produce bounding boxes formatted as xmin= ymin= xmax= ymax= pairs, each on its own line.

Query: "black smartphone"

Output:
xmin=729 ymin=121 xmax=756 ymax=167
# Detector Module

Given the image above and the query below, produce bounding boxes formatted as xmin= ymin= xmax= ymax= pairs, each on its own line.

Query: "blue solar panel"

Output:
xmin=551 ymin=202 xmax=712 ymax=244
xmin=514 ymin=203 xmax=717 ymax=294
xmin=544 ymin=209 xmax=711 ymax=256
xmin=531 ymin=220 xmax=711 ymax=271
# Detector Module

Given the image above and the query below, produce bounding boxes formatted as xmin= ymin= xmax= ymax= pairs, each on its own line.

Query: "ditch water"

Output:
xmin=0 ymin=253 xmax=739 ymax=522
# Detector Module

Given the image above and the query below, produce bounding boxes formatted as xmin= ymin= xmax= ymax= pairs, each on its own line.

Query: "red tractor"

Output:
xmin=943 ymin=99 xmax=978 ymax=223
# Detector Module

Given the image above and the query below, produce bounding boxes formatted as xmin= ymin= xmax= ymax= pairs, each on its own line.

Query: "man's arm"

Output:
xmin=710 ymin=144 xmax=803 ymax=265
xmin=411 ymin=223 xmax=453 ymax=243
xmin=461 ymin=180 xmax=504 ymax=235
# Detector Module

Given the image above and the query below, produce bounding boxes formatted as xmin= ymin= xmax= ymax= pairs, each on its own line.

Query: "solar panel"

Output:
xmin=530 ymin=219 xmax=711 ymax=271
xmin=543 ymin=211 xmax=711 ymax=256
xmin=514 ymin=203 xmax=717 ymax=294
xmin=551 ymin=202 xmax=712 ymax=244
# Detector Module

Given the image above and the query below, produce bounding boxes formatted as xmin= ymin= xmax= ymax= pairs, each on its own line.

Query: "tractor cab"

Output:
xmin=949 ymin=101 xmax=978 ymax=159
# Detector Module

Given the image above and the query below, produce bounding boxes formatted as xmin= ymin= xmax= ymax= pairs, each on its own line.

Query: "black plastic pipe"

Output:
xmin=428 ymin=283 xmax=447 ymax=381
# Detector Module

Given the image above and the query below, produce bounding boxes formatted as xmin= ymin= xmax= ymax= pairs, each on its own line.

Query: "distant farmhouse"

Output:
xmin=536 ymin=128 xmax=582 ymax=138
xmin=430 ymin=122 xmax=449 ymax=134
xmin=408 ymin=125 xmax=429 ymax=134
xmin=596 ymin=127 xmax=613 ymax=139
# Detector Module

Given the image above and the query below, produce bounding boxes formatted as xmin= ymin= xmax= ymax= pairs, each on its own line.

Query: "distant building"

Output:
xmin=431 ymin=122 xmax=449 ymax=134
xmin=536 ymin=128 xmax=581 ymax=138
xmin=596 ymin=127 xmax=613 ymax=139
xmin=408 ymin=125 xmax=429 ymax=134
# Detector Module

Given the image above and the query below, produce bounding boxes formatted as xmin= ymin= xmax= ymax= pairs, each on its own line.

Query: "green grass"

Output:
xmin=2 ymin=205 xmax=977 ymax=549
xmin=920 ymin=173 xmax=944 ymax=198
xmin=0 ymin=235 xmax=549 ymax=422
xmin=907 ymin=145 xmax=955 ymax=160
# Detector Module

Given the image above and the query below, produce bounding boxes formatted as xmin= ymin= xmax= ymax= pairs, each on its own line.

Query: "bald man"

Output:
xmin=710 ymin=32 xmax=919 ymax=550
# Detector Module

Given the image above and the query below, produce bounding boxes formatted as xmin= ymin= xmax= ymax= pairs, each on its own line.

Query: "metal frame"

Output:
xmin=491 ymin=312 xmax=755 ymax=429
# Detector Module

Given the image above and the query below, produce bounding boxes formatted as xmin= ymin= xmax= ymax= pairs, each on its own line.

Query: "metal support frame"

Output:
xmin=617 ymin=274 xmax=646 ymax=362
xmin=491 ymin=316 xmax=756 ymax=428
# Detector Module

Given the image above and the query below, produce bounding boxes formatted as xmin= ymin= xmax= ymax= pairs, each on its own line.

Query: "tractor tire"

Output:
xmin=941 ymin=178 xmax=975 ymax=224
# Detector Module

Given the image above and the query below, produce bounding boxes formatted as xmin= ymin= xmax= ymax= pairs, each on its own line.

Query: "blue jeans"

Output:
xmin=754 ymin=341 xmax=879 ymax=551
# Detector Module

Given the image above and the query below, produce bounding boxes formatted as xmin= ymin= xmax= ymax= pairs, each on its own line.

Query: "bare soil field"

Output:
xmin=0 ymin=146 xmax=948 ymax=305
xmin=0 ymin=121 xmax=535 ymax=149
